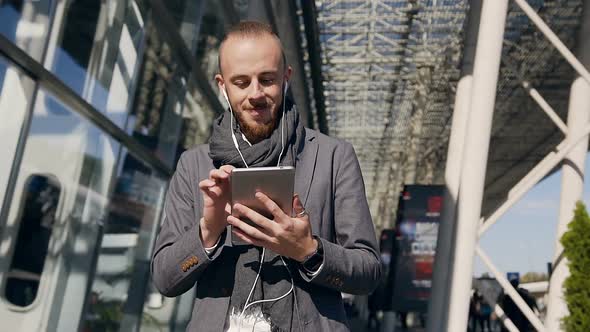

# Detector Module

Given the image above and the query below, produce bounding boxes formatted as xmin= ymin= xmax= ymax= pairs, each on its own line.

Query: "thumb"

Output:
xmin=292 ymin=194 xmax=304 ymax=216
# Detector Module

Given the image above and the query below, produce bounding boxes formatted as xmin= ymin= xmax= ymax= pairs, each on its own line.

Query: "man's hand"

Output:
xmin=228 ymin=193 xmax=318 ymax=262
xmin=198 ymin=165 xmax=234 ymax=247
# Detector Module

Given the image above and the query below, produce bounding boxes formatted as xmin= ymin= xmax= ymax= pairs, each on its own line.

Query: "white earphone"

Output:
xmin=222 ymin=80 xmax=289 ymax=168
xmin=222 ymin=80 xmax=295 ymax=329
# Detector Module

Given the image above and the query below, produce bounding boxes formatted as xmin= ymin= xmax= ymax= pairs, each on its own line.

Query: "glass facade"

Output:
xmin=0 ymin=0 xmax=232 ymax=330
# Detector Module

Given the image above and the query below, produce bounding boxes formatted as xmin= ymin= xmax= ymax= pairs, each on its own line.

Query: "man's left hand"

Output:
xmin=228 ymin=193 xmax=318 ymax=262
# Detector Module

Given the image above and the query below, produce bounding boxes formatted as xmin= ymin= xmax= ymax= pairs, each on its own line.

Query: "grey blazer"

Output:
xmin=151 ymin=128 xmax=381 ymax=331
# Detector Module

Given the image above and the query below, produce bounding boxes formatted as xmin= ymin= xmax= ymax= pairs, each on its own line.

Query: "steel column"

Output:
xmin=446 ymin=0 xmax=508 ymax=330
xmin=545 ymin=1 xmax=590 ymax=328
xmin=426 ymin=0 xmax=481 ymax=330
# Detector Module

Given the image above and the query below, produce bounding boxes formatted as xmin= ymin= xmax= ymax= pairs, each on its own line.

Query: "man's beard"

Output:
xmin=236 ymin=108 xmax=280 ymax=144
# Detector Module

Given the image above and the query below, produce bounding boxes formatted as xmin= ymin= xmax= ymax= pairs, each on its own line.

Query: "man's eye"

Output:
xmin=261 ymin=78 xmax=275 ymax=85
xmin=234 ymin=81 xmax=249 ymax=88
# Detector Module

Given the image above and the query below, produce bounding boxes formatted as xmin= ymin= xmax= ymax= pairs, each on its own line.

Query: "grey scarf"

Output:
xmin=208 ymin=97 xmax=304 ymax=168
xmin=209 ymin=99 xmax=305 ymax=331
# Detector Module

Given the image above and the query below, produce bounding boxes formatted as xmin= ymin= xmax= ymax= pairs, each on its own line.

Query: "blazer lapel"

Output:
xmin=295 ymin=129 xmax=318 ymax=207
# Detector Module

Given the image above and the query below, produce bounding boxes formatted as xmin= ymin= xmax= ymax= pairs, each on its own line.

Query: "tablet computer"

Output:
xmin=230 ymin=166 xmax=295 ymax=245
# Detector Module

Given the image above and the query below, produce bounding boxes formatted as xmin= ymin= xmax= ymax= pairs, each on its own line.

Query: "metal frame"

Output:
xmin=0 ymin=0 xmax=60 ymax=229
xmin=0 ymin=1 xmax=237 ymax=330
xmin=300 ymin=0 xmax=329 ymax=135
xmin=148 ymin=0 xmax=226 ymax=116
xmin=0 ymin=34 xmax=173 ymax=177
xmin=426 ymin=0 xmax=481 ymax=329
xmin=313 ymin=0 xmax=470 ymax=229
xmin=435 ymin=0 xmax=590 ymax=331
xmin=444 ymin=1 xmax=509 ymax=330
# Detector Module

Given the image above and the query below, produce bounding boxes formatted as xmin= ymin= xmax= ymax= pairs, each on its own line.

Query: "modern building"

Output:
xmin=0 ymin=0 xmax=263 ymax=330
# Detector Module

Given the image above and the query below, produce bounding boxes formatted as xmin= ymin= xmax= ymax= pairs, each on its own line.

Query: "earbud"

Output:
xmin=221 ymin=86 xmax=248 ymax=168
xmin=222 ymin=87 xmax=230 ymax=105
xmin=283 ymin=81 xmax=288 ymax=95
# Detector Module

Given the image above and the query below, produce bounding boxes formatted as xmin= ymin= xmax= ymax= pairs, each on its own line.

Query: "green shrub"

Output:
xmin=560 ymin=201 xmax=590 ymax=332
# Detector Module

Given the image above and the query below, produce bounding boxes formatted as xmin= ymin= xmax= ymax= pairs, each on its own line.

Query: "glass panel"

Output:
xmin=47 ymin=0 xmax=146 ymax=127
xmin=194 ymin=0 xmax=227 ymax=90
xmin=0 ymin=0 xmax=53 ymax=61
xmin=81 ymin=151 xmax=166 ymax=331
xmin=179 ymin=76 xmax=216 ymax=149
xmin=0 ymin=87 xmax=120 ymax=330
xmin=163 ymin=0 xmax=206 ymax=55
xmin=126 ymin=23 xmax=189 ymax=167
xmin=0 ymin=55 xmax=35 ymax=217
xmin=161 ymin=0 xmax=226 ymax=90
xmin=5 ymin=174 xmax=60 ymax=307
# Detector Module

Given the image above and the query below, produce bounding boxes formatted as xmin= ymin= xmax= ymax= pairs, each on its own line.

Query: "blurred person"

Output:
xmin=470 ymin=291 xmax=491 ymax=332
xmin=497 ymin=277 xmax=539 ymax=332
xmin=479 ymin=299 xmax=492 ymax=331
xmin=150 ymin=21 xmax=381 ymax=331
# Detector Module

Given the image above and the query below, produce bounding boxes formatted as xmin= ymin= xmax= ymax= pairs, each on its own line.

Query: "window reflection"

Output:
xmin=162 ymin=0 xmax=226 ymax=90
xmin=194 ymin=0 xmax=227 ymax=90
xmin=0 ymin=56 xmax=35 ymax=211
xmin=5 ymin=174 xmax=60 ymax=307
xmin=0 ymin=0 xmax=226 ymax=329
xmin=127 ymin=23 xmax=187 ymax=167
xmin=48 ymin=0 xmax=145 ymax=127
xmin=0 ymin=88 xmax=119 ymax=329
xmin=82 ymin=151 xmax=166 ymax=332
xmin=163 ymin=0 xmax=205 ymax=55
xmin=180 ymin=77 xmax=216 ymax=149
xmin=127 ymin=22 xmax=217 ymax=168
xmin=0 ymin=0 xmax=53 ymax=61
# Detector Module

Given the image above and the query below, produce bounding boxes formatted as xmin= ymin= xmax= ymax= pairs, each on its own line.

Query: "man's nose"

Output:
xmin=248 ymin=81 xmax=265 ymax=100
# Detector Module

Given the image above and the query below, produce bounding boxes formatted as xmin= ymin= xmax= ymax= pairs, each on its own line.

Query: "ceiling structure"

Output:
xmin=301 ymin=0 xmax=585 ymax=230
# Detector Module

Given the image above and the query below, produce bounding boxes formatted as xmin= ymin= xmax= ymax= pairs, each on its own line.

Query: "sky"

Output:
xmin=472 ymin=152 xmax=590 ymax=277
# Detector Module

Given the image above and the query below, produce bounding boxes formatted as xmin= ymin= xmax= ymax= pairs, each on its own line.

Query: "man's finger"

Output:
xmin=227 ymin=215 xmax=274 ymax=244
xmin=231 ymin=228 xmax=259 ymax=246
xmin=198 ymin=179 xmax=216 ymax=189
xmin=254 ymin=192 xmax=287 ymax=222
xmin=220 ymin=165 xmax=235 ymax=174
xmin=199 ymin=180 xmax=224 ymax=199
xmin=206 ymin=186 xmax=223 ymax=197
xmin=292 ymin=194 xmax=304 ymax=217
xmin=209 ymin=169 xmax=230 ymax=181
xmin=232 ymin=203 xmax=277 ymax=234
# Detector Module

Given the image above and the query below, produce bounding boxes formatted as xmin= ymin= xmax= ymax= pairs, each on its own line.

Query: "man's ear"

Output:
xmin=215 ymin=74 xmax=225 ymax=91
xmin=285 ymin=65 xmax=293 ymax=82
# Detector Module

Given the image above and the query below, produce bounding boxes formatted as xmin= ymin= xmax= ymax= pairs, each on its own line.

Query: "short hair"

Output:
xmin=217 ymin=21 xmax=287 ymax=75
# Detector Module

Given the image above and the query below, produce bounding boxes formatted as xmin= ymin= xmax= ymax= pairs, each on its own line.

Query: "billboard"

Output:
xmin=390 ymin=185 xmax=444 ymax=312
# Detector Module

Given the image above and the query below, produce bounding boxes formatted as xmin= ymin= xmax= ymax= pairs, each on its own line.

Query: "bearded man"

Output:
xmin=151 ymin=21 xmax=381 ymax=332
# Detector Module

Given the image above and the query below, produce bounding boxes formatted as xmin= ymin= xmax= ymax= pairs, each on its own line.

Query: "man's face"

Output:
xmin=216 ymin=35 xmax=291 ymax=143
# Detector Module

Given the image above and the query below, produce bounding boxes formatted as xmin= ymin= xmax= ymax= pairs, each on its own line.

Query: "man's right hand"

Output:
xmin=198 ymin=165 xmax=234 ymax=247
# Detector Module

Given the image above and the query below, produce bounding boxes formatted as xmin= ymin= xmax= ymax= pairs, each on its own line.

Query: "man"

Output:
xmin=151 ymin=21 xmax=381 ymax=331
xmin=497 ymin=276 xmax=539 ymax=332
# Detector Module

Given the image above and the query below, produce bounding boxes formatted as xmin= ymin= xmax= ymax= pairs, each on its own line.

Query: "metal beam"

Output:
xmin=150 ymin=0 xmax=225 ymax=116
xmin=267 ymin=0 xmax=314 ymax=128
xmin=0 ymin=33 xmax=173 ymax=177
xmin=476 ymin=246 xmax=545 ymax=331
xmin=426 ymin=0 xmax=481 ymax=329
xmin=546 ymin=0 xmax=590 ymax=327
xmin=446 ymin=1 xmax=508 ymax=330
xmin=300 ymin=0 xmax=329 ymax=134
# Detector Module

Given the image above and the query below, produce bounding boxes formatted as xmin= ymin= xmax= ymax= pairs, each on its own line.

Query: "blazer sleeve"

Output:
xmin=150 ymin=151 xmax=226 ymax=297
xmin=305 ymin=142 xmax=382 ymax=295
